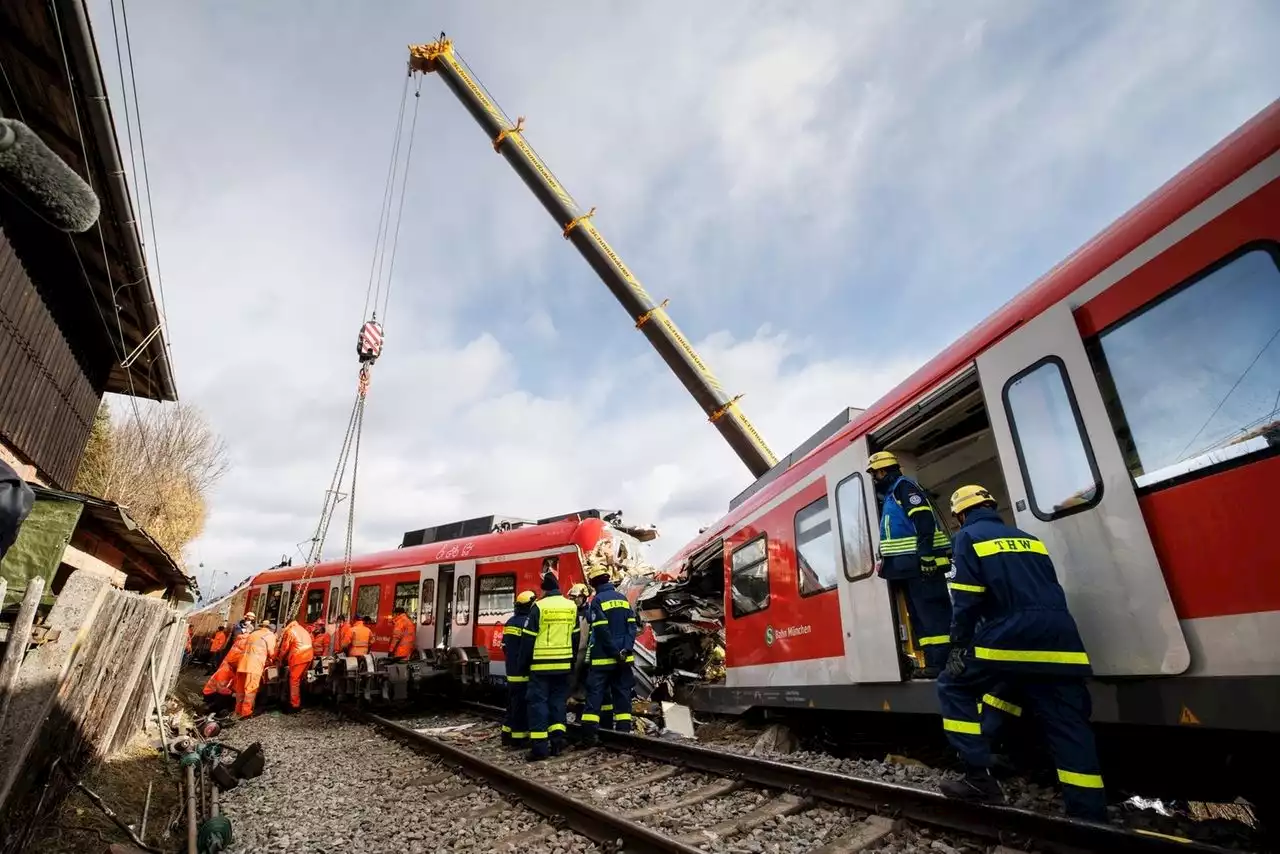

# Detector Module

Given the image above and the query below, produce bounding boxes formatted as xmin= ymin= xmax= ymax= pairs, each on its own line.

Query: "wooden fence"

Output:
xmin=0 ymin=568 xmax=187 ymax=852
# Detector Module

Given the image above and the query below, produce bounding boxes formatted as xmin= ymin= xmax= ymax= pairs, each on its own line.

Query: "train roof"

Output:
xmin=249 ymin=515 xmax=610 ymax=586
xmin=665 ymin=98 xmax=1280 ymax=572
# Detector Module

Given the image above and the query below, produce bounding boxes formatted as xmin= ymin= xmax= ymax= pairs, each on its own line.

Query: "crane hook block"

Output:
xmin=357 ymin=319 xmax=384 ymax=365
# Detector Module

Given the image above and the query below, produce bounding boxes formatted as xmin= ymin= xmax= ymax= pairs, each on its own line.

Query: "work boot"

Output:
xmin=911 ymin=666 xmax=940 ymax=680
xmin=940 ymin=769 xmax=1005 ymax=805
xmin=578 ymin=731 xmax=599 ymax=748
xmin=526 ymin=751 xmax=548 ymax=762
xmin=990 ymin=753 xmax=1017 ymax=780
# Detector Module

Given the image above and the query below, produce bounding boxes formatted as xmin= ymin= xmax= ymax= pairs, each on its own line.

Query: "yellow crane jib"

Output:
xmin=407 ymin=35 xmax=779 ymax=477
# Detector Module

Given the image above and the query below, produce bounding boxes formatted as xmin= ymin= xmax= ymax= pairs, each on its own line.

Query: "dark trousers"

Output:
xmin=937 ymin=665 xmax=1106 ymax=821
xmin=526 ymin=672 xmax=570 ymax=757
xmin=903 ymin=574 xmax=952 ymax=669
xmin=503 ymin=679 xmax=529 ymax=744
xmin=582 ymin=664 xmax=635 ymax=732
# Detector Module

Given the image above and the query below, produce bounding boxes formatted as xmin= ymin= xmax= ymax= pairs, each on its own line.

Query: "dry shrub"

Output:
xmin=73 ymin=401 xmax=229 ymax=565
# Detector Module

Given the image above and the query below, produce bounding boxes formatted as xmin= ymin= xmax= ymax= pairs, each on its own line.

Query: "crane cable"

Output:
xmin=284 ymin=70 xmax=423 ymax=624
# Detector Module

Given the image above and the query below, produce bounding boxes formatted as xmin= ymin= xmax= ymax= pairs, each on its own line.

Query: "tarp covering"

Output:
xmin=0 ymin=496 xmax=81 ymax=606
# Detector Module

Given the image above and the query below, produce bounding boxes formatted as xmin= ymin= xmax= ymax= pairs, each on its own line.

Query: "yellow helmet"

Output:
xmin=951 ymin=484 xmax=996 ymax=515
xmin=515 ymin=590 xmax=536 ymax=605
xmin=568 ymin=582 xmax=591 ymax=599
xmin=866 ymin=451 xmax=899 ymax=472
xmin=586 ymin=563 xmax=610 ymax=581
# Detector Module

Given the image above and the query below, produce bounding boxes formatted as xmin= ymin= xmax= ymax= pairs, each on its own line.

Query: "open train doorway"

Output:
xmin=435 ymin=565 xmax=455 ymax=648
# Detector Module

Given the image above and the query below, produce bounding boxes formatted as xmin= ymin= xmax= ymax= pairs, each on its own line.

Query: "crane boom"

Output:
xmin=408 ymin=37 xmax=778 ymax=478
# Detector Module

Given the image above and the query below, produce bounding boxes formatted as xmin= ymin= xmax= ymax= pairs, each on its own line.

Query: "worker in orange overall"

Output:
xmin=274 ymin=620 xmax=315 ymax=710
xmin=203 ymin=628 xmax=251 ymax=712
xmin=311 ymin=620 xmax=331 ymax=658
xmin=336 ymin=615 xmax=354 ymax=656
xmin=346 ymin=615 xmax=373 ymax=657
xmin=234 ymin=623 xmax=278 ymax=717
xmin=207 ymin=625 xmax=229 ymax=672
xmin=388 ymin=607 xmax=415 ymax=662
xmin=183 ymin=624 xmax=194 ymax=668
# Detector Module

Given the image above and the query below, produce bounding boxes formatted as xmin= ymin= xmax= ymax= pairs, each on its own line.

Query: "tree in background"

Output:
xmin=74 ymin=401 xmax=229 ymax=565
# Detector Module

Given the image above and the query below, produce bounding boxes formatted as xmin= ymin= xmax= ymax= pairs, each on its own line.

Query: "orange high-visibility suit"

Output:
xmin=389 ymin=612 xmax=415 ymax=660
xmin=203 ymin=633 xmax=249 ymax=698
xmin=275 ymin=621 xmax=314 ymax=709
xmin=210 ymin=629 xmax=229 ymax=655
xmin=337 ymin=621 xmax=354 ymax=655
xmin=234 ymin=626 xmax=277 ymax=717
xmin=347 ymin=619 xmax=372 ymax=657
xmin=311 ymin=624 xmax=331 ymax=658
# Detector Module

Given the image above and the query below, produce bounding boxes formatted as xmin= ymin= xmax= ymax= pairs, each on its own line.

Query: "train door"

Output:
xmin=263 ymin=584 xmax=283 ymax=625
xmin=976 ymin=301 xmax=1190 ymax=676
xmin=416 ymin=565 xmax=438 ymax=652
xmin=436 ymin=565 xmax=455 ymax=648
xmin=815 ymin=434 xmax=904 ymax=684
xmin=276 ymin=581 xmax=292 ymax=625
xmin=451 ymin=559 xmax=476 ymax=647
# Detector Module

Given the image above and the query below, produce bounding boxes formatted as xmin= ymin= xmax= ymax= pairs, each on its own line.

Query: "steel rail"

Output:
xmin=450 ymin=701 xmax=1239 ymax=854
xmin=351 ymin=709 xmax=703 ymax=854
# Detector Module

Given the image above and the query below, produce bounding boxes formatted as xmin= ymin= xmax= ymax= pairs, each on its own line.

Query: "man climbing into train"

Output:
xmin=517 ymin=570 xmax=577 ymax=761
xmin=867 ymin=450 xmax=953 ymax=678
xmin=273 ymin=619 xmax=315 ymax=711
xmin=578 ymin=563 xmax=638 ymax=745
xmin=936 ymin=484 xmax=1106 ymax=822
xmin=388 ymin=606 xmax=416 ymax=663
xmin=500 ymin=590 xmax=536 ymax=747
xmin=234 ymin=620 xmax=278 ymax=718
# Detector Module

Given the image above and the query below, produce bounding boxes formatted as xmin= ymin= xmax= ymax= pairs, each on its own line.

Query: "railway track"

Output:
xmin=352 ymin=704 xmax=1247 ymax=854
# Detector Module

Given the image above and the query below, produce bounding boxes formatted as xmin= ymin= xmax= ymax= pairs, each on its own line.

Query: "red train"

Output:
xmin=207 ymin=511 xmax=651 ymax=679
xmin=657 ymin=99 xmax=1280 ymax=742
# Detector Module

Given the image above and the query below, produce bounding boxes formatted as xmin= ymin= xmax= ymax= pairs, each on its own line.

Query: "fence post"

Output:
xmin=0 ymin=577 xmax=45 ymax=734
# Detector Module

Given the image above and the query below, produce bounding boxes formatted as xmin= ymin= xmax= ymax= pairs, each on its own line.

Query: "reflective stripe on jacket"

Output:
xmin=237 ymin=627 xmax=277 ymax=675
xmin=389 ymin=614 xmax=415 ymax=658
xmin=524 ymin=592 xmax=577 ymax=673
xmin=585 ymin=582 xmax=638 ymax=668
xmin=879 ymin=475 xmax=951 ymax=558
xmin=947 ymin=506 xmax=1091 ymax=676
xmin=278 ymin=622 xmax=313 ymax=665
xmin=348 ymin=622 xmax=372 ymax=657
xmin=502 ymin=609 xmax=531 ymax=682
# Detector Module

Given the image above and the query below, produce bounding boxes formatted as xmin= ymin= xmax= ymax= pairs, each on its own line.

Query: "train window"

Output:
xmin=730 ymin=535 xmax=770 ymax=618
xmin=795 ymin=497 xmax=838 ymax=597
xmin=477 ymin=575 xmax=516 ymax=617
xmin=394 ymin=582 xmax=419 ymax=617
xmin=1003 ymin=357 xmax=1102 ymax=520
xmin=835 ymin=473 xmax=874 ymax=581
xmin=340 ymin=582 xmax=352 ymax=619
xmin=305 ymin=589 xmax=325 ymax=623
xmin=454 ymin=576 xmax=472 ymax=625
xmin=264 ymin=585 xmax=283 ymax=624
xmin=355 ymin=584 xmax=380 ymax=622
xmin=420 ymin=579 xmax=435 ymax=624
xmin=1088 ymin=245 xmax=1280 ymax=489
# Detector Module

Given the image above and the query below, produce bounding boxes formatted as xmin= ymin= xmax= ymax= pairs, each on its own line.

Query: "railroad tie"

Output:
xmin=485 ymin=822 xmax=557 ymax=852
xmin=625 ymin=778 xmax=742 ymax=820
xmin=422 ymin=785 xmax=480 ymax=804
xmin=592 ymin=765 xmax=683 ymax=799
xmin=678 ymin=792 xmax=812 ymax=844
xmin=541 ymin=755 xmax=636 ymax=784
xmin=806 ymin=816 xmax=902 ymax=854
xmin=410 ymin=771 xmax=455 ymax=787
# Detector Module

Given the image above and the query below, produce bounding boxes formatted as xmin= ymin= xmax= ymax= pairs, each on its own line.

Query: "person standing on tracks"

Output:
xmin=347 ymin=614 xmax=373 ymax=657
xmin=207 ymin=624 xmax=230 ymax=672
xmin=936 ymin=484 xmax=1105 ymax=822
xmin=230 ymin=612 xmax=256 ymax=644
xmin=310 ymin=620 xmax=331 ymax=659
xmin=579 ymin=564 xmax=638 ymax=745
xmin=388 ymin=606 xmax=415 ymax=663
xmin=203 ymin=626 xmax=251 ymax=712
xmin=517 ymin=572 xmax=578 ymax=761
xmin=501 ymin=590 xmax=536 ymax=747
xmin=567 ymin=582 xmax=591 ymax=701
xmin=336 ymin=614 xmax=353 ymax=655
xmin=234 ymin=622 xmax=278 ymax=717
xmin=274 ymin=619 xmax=315 ymax=710
xmin=867 ymin=451 xmax=953 ymax=678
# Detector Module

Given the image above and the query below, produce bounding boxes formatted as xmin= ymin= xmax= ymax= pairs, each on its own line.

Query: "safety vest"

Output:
xmin=879 ymin=475 xmax=951 ymax=557
xmin=389 ymin=614 xmax=415 ymax=658
xmin=530 ymin=594 xmax=577 ymax=673
xmin=210 ymin=630 xmax=228 ymax=653
xmin=311 ymin=630 xmax=331 ymax=658
xmin=348 ymin=622 xmax=372 ymax=657
xmin=238 ymin=627 xmax=276 ymax=675
xmin=280 ymin=622 xmax=313 ymax=665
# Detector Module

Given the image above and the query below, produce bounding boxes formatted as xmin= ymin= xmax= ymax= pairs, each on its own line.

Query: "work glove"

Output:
xmin=616 ymin=650 xmax=629 ymax=665
xmin=919 ymin=556 xmax=938 ymax=574
xmin=944 ymin=646 xmax=967 ymax=678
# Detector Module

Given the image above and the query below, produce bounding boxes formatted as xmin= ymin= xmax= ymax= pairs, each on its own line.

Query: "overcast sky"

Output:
xmin=87 ymin=1 xmax=1279 ymax=598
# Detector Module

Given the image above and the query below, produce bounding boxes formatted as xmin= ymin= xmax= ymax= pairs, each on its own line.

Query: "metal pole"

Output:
xmin=184 ymin=764 xmax=198 ymax=854
xmin=0 ymin=577 xmax=44 ymax=733
xmin=148 ymin=636 xmax=170 ymax=762
xmin=140 ymin=780 xmax=153 ymax=840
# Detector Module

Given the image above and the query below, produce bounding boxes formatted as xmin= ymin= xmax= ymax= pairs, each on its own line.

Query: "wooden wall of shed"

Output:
xmin=0 ymin=570 xmax=187 ymax=853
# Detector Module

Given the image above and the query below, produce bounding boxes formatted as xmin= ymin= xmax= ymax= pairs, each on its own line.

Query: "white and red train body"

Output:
xmin=209 ymin=512 xmax=647 ymax=678
xmin=662 ymin=100 xmax=1280 ymax=735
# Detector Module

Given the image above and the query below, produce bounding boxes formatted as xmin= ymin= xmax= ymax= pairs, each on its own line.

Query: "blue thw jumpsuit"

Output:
xmin=515 ymin=587 xmax=577 ymax=759
xmin=936 ymin=506 xmax=1106 ymax=821
xmin=501 ymin=602 xmax=531 ymax=746
xmin=877 ymin=474 xmax=953 ymax=670
xmin=581 ymin=580 xmax=638 ymax=736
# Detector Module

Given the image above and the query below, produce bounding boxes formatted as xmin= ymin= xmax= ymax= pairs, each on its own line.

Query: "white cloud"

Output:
xmin=85 ymin=0 xmax=1280 ymax=598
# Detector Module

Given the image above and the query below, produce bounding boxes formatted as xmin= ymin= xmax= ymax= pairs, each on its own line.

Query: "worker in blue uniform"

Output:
xmin=515 ymin=572 xmax=578 ymax=761
xmin=500 ymin=590 xmax=536 ymax=747
xmin=936 ymin=484 xmax=1106 ymax=822
xmin=867 ymin=451 xmax=953 ymax=677
xmin=578 ymin=563 xmax=638 ymax=746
